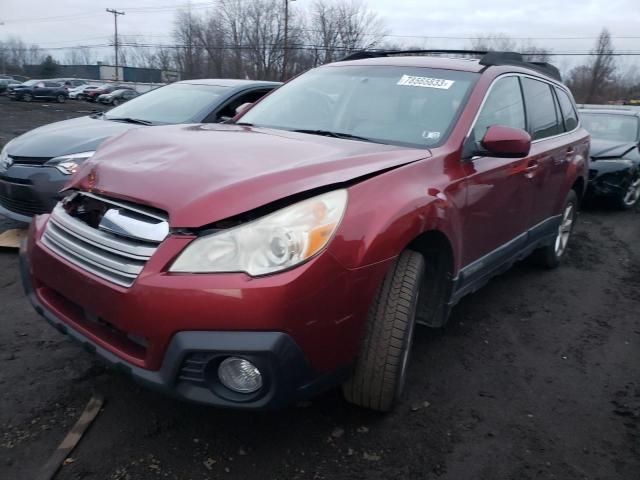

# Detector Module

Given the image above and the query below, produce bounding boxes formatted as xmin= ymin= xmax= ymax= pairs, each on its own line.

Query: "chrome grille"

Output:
xmin=42 ymin=195 xmax=168 ymax=288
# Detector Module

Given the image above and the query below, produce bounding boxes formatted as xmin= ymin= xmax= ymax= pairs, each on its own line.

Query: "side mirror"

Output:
xmin=235 ymin=102 xmax=254 ymax=116
xmin=480 ymin=125 xmax=531 ymax=158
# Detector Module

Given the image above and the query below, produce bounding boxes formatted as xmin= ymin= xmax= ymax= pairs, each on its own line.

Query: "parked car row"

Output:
xmin=2 ymin=50 xmax=637 ymax=412
xmin=5 ymin=77 xmax=142 ymax=105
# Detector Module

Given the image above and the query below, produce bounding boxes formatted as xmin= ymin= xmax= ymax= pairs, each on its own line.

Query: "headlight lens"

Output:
xmin=170 ymin=189 xmax=348 ymax=276
xmin=45 ymin=151 xmax=95 ymax=175
xmin=0 ymin=142 xmax=10 ymax=171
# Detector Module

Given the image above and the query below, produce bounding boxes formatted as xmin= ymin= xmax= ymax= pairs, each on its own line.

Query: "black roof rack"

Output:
xmin=339 ymin=49 xmax=562 ymax=82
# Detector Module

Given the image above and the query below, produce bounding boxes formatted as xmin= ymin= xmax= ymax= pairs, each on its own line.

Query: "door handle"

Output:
xmin=524 ymin=160 xmax=539 ymax=178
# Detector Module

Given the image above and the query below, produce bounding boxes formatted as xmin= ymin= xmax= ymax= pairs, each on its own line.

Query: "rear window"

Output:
xmin=556 ymin=88 xmax=579 ymax=131
xmin=521 ymin=78 xmax=563 ymax=140
xmin=580 ymin=113 xmax=639 ymax=143
xmin=240 ymin=65 xmax=479 ymax=149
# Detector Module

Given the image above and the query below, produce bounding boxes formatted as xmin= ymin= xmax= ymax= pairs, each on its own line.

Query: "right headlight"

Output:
xmin=44 ymin=151 xmax=95 ymax=175
xmin=170 ymin=189 xmax=348 ymax=276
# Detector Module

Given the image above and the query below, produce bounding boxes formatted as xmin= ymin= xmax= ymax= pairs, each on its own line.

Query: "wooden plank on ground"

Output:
xmin=36 ymin=394 xmax=105 ymax=480
xmin=0 ymin=229 xmax=27 ymax=249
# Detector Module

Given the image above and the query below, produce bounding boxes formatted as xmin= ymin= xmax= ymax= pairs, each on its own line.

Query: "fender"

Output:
xmin=328 ymin=157 xmax=464 ymax=273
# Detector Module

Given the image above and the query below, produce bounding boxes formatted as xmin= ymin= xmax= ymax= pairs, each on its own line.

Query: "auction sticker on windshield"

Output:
xmin=397 ymin=75 xmax=454 ymax=89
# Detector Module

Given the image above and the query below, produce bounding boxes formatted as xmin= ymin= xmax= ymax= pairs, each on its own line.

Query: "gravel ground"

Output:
xmin=0 ymin=97 xmax=638 ymax=480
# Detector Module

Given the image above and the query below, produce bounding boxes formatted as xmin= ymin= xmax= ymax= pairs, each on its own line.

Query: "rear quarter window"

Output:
xmin=555 ymin=88 xmax=579 ymax=131
xmin=521 ymin=77 xmax=563 ymax=140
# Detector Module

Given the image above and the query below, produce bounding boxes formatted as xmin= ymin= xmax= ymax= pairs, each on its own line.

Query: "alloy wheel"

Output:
xmin=622 ymin=178 xmax=640 ymax=207
xmin=555 ymin=202 xmax=575 ymax=257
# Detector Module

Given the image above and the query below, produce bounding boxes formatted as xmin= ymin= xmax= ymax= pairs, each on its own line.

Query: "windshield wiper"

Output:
xmin=107 ymin=117 xmax=154 ymax=126
xmin=292 ymin=129 xmax=376 ymax=143
xmin=234 ymin=121 xmax=254 ymax=126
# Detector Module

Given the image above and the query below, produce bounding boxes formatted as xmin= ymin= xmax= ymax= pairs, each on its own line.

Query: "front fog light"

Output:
xmin=218 ymin=357 xmax=263 ymax=393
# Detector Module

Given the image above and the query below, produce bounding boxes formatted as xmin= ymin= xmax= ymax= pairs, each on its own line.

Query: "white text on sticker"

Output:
xmin=397 ymin=75 xmax=454 ymax=89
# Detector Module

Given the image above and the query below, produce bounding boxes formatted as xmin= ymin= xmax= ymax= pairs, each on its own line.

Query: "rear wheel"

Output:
xmin=534 ymin=189 xmax=578 ymax=269
xmin=112 ymin=99 xmax=120 ymax=106
xmin=343 ymin=250 xmax=425 ymax=411
xmin=77 ymin=94 xmax=84 ymax=101
xmin=22 ymin=93 xmax=33 ymax=102
xmin=619 ymin=176 xmax=640 ymax=210
xmin=56 ymin=94 xmax=66 ymax=103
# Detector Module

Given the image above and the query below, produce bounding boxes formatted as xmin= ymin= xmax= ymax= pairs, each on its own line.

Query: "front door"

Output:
xmin=459 ymin=75 xmax=533 ymax=273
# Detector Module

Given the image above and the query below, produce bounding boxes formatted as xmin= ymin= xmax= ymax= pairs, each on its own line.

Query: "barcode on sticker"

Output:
xmin=397 ymin=75 xmax=454 ymax=89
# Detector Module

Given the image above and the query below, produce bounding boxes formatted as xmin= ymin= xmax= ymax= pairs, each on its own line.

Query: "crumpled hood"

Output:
xmin=68 ymin=123 xmax=430 ymax=228
xmin=590 ymin=139 xmax=638 ymax=159
xmin=6 ymin=115 xmax=143 ymax=158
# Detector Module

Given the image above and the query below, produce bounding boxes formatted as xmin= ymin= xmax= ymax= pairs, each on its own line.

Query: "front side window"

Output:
xmin=240 ymin=66 xmax=479 ymax=149
xmin=470 ymin=76 xmax=525 ymax=144
xmin=522 ymin=78 xmax=563 ymax=140
xmin=580 ymin=113 xmax=639 ymax=143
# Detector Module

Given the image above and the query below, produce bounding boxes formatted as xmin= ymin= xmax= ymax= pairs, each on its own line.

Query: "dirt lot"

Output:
xmin=0 ymin=97 xmax=639 ymax=480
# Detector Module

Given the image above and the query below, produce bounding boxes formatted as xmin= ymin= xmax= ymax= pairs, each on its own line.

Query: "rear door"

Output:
xmin=460 ymin=75 xmax=532 ymax=267
xmin=520 ymin=77 xmax=568 ymax=227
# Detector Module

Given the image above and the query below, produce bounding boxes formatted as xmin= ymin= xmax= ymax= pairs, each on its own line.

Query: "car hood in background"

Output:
xmin=68 ymin=124 xmax=430 ymax=228
xmin=6 ymin=116 xmax=144 ymax=158
xmin=590 ymin=139 xmax=639 ymax=159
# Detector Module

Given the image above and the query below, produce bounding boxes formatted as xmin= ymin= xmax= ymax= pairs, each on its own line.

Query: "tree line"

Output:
xmin=0 ymin=0 xmax=638 ymax=103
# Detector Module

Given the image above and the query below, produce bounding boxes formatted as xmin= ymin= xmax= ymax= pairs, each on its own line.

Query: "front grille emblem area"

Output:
xmin=42 ymin=192 xmax=169 ymax=288
xmin=99 ymin=209 xmax=169 ymax=243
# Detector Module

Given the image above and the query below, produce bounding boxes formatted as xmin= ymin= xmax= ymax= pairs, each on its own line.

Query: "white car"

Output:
xmin=69 ymin=85 xmax=99 ymax=100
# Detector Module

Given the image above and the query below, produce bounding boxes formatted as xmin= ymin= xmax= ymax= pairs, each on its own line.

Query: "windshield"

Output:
xmin=104 ymin=83 xmax=229 ymax=124
xmin=581 ymin=113 xmax=639 ymax=143
xmin=240 ymin=66 xmax=478 ymax=148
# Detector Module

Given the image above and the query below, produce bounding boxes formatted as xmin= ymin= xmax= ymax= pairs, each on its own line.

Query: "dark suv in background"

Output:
xmin=8 ymin=80 xmax=67 ymax=103
xmin=579 ymin=107 xmax=640 ymax=208
xmin=0 ymin=79 xmax=280 ymax=222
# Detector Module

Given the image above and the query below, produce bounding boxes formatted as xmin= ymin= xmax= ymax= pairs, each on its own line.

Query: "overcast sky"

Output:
xmin=1 ymin=0 xmax=639 ymax=72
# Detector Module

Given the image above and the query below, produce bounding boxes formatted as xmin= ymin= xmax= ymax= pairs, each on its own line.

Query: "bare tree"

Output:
xmin=306 ymin=0 xmax=386 ymax=67
xmin=567 ymin=29 xmax=617 ymax=104
xmin=470 ymin=34 xmax=517 ymax=52
xmin=64 ymin=46 xmax=96 ymax=65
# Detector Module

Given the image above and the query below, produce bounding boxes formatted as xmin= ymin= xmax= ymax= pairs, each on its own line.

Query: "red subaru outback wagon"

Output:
xmin=21 ymin=51 xmax=589 ymax=411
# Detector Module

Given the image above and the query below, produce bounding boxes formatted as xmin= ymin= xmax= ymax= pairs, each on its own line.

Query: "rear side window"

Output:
xmin=45 ymin=82 xmax=59 ymax=87
xmin=521 ymin=78 xmax=563 ymax=140
xmin=471 ymin=76 xmax=525 ymax=143
xmin=555 ymin=88 xmax=579 ymax=131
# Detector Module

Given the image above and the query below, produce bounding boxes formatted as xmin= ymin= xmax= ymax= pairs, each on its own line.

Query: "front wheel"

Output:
xmin=22 ymin=93 xmax=33 ymax=102
xmin=343 ymin=250 xmax=425 ymax=411
xmin=619 ymin=177 xmax=640 ymax=210
xmin=112 ymin=99 xmax=120 ymax=106
xmin=534 ymin=189 xmax=578 ymax=269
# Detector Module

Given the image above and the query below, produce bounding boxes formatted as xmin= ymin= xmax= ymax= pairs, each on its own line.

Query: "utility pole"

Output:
xmin=0 ymin=21 xmax=5 ymax=75
xmin=282 ymin=0 xmax=296 ymax=81
xmin=106 ymin=8 xmax=125 ymax=81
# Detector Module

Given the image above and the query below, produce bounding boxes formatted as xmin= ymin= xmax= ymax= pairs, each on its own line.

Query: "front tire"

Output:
xmin=534 ymin=189 xmax=578 ymax=269
xmin=343 ymin=250 xmax=425 ymax=411
xmin=22 ymin=93 xmax=33 ymax=102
